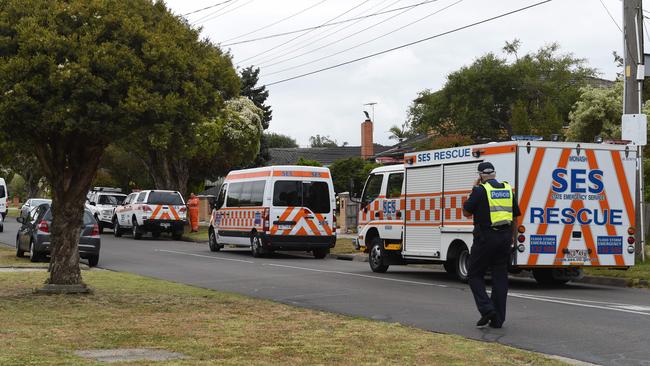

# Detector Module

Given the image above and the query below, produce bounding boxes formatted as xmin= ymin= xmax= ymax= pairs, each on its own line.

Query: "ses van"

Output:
xmin=356 ymin=141 xmax=638 ymax=285
xmin=208 ymin=165 xmax=336 ymax=258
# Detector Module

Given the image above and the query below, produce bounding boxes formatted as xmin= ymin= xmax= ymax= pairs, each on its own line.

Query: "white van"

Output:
xmin=208 ymin=165 xmax=337 ymax=258
xmin=0 ymin=178 xmax=7 ymax=222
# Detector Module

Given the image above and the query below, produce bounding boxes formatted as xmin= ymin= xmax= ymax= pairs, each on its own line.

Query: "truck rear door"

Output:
xmin=516 ymin=143 xmax=637 ymax=267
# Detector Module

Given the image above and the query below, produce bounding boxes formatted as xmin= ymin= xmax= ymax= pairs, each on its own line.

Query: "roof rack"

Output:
xmin=91 ymin=187 xmax=123 ymax=193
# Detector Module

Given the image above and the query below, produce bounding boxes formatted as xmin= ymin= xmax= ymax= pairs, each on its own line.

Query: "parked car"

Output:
xmin=20 ymin=198 xmax=52 ymax=219
xmin=15 ymin=203 xmax=101 ymax=266
xmin=113 ymin=190 xmax=187 ymax=240
xmin=86 ymin=187 xmax=126 ymax=233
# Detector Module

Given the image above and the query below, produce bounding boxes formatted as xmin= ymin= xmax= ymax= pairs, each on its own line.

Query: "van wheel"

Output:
xmin=369 ymin=237 xmax=389 ymax=273
xmin=313 ymin=248 xmax=329 ymax=259
xmin=209 ymin=229 xmax=221 ymax=252
xmin=113 ymin=219 xmax=123 ymax=238
xmin=132 ymin=219 xmax=142 ymax=240
xmin=250 ymin=234 xmax=264 ymax=258
xmin=455 ymin=246 xmax=470 ymax=282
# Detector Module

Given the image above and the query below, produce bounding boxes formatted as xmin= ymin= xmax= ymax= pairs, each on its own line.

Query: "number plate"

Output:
xmin=160 ymin=223 xmax=171 ymax=228
xmin=566 ymin=249 xmax=590 ymax=262
xmin=278 ymin=224 xmax=292 ymax=230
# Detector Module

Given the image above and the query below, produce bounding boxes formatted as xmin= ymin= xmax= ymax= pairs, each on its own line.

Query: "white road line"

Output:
xmin=509 ymin=293 xmax=650 ymax=316
xmin=156 ymin=249 xmax=255 ymax=264
xmin=264 ymin=263 xmax=448 ymax=288
xmin=507 ymin=292 xmax=636 ymax=307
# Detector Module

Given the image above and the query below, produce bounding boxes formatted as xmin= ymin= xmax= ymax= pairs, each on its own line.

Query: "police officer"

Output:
xmin=462 ymin=162 xmax=520 ymax=328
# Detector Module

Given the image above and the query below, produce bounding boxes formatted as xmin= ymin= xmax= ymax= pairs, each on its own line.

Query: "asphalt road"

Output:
xmin=1 ymin=220 xmax=649 ymax=366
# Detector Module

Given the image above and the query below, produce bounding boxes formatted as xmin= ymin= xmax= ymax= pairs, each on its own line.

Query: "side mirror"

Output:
xmin=16 ymin=216 xmax=24 ymax=224
xmin=89 ymin=202 xmax=96 ymax=206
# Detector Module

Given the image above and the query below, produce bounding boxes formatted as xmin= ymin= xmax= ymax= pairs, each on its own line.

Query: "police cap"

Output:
xmin=477 ymin=162 xmax=495 ymax=174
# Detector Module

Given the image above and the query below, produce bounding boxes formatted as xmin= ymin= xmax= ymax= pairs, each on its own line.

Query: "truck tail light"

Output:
xmin=517 ymin=225 xmax=526 ymax=233
xmin=142 ymin=205 xmax=152 ymax=213
xmin=517 ymin=235 xmax=525 ymax=243
xmin=628 ymin=236 xmax=635 ymax=244
xmin=179 ymin=207 xmax=187 ymax=214
xmin=90 ymin=223 xmax=100 ymax=237
xmin=628 ymin=227 xmax=636 ymax=235
xmin=37 ymin=220 xmax=49 ymax=233
xmin=263 ymin=208 xmax=270 ymax=232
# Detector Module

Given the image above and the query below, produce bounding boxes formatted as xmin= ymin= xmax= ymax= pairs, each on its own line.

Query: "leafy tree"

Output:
xmin=93 ymin=145 xmax=153 ymax=192
xmin=565 ymin=82 xmax=623 ymax=142
xmin=388 ymin=123 xmax=414 ymax=142
xmin=329 ymin=157 xmax=380 ymax=196
xmin=240 ymin=66 xmax=272 ymax=129
xmin=296 ymin=157 xmax=322 ymax=166
xmin=310 ymin=134 xmax=339 ymax=147
xmin=0 ymin=0 xmax=239 ymax=286
xmin=265 ymin=132 xmax=298 ymax=148
xmin=408 ymin=42 xmax=596 ymax=141
xmin=414 ymin=134 xmax=474 ymax=151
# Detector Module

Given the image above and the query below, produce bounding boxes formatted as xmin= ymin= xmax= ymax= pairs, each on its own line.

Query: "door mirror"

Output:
xmin=16 ymin=216 xmax=24 ymax=224
xmin=89 ymin=201 xmax=96 ymax=206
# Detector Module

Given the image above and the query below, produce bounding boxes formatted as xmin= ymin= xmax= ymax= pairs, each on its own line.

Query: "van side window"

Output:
xmin=362 ymin=174 xmax=383 ymax=203
xmin=273 ymin=181 xmax=302 ymax=207
xmin=226 ymin=182 xmax=243 ymax=207
xmin=137 ymin=192 xmax=146 ymax=203
xmin=249 ymin=181 xmax=265 ymax=206
xmin=386 ymin=173 xmax=404 ymax=199
xmin=0 ymin=185 xmax=5 ymax=198
xmin=215 ymin=184 xmax=227 ymax=209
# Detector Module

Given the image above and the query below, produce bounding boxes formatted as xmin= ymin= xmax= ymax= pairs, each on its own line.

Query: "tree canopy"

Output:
xmin=408 ymin=41 xmax=596 ymax=141
xmin=265 ymin=132 xmax=298 ymax=148
xmin=329 ymin=157 xmax=379 ymax=196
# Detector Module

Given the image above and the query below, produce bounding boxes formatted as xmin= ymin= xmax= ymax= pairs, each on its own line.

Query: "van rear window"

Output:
xmin=273 ymin=181 xmax=330 ymax=213
xmin=147 ymin=192 xmax=184 ymax=205
xmin=0 ymin=186 xmax=5 ymax=198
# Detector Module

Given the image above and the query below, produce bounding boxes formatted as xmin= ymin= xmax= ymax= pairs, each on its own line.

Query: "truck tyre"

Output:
xmin=87 ymin=255 xmax=99 ymax=267
xmin=443 ymin=261 xmax=456 ymax=275
xmin=454 ymin=246 xmax=470 ymax=282
xmin=132 ymin=218 xmax=142 ymax=240
xmin=532 ymin=269 xmax=569 ymax=286
xmin=113 ymin=219 xmax=123 ymax=238
xmin=208 ymin=229 xmax=221 ymax=252
xmin=313 ymin=248 xmax=329 ymax=259
xmin=250 ymin=233 xmax=264 ymax=258
xmin=369 ymin=237 xmax=389 ymax=273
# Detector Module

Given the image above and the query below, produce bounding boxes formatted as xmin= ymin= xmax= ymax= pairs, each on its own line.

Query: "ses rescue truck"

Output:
xmin=208 ymin=165 xmax=336 ymax=258
xmin=355 ymin=141 xmax=638 ymax=285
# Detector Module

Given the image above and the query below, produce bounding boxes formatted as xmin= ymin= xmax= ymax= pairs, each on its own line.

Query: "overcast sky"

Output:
xmin=164 ymin=0 xmax=640 ymax=147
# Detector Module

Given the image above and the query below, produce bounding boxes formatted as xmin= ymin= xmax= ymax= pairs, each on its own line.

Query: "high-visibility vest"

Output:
xmin=481 ymin=181 xmax=513 ymax=226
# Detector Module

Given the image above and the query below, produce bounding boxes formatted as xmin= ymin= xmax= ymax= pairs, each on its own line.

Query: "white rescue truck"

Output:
xmin=208 ymin=165 xmax=336 ymax=258
xmin=355 ymin=141 xmax=638 ymax=284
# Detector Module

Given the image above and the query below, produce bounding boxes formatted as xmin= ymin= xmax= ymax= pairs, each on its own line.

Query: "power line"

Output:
xmin=192 ymin=0 xmax=241 ymax=24
xmin=263 ymin=0 xmax=462 ymax=76
xmin=256 ymin=0 xmax=402 ymax=67
xmin=182 ymin=0 xmax=235 ymax=17
xmin=264 ymin=0 xmax=553 ymax=86
xmin=195 ymin=0 xmax=257 ymax=25
xmin=222 ymin=0 xmax=329 ymax=43
xmin=236 ymin=0 xmax=374 ymax=65
xmin=598 ymin=0 xmax=622 ymax=32
xmin=222 ymin=0 xmax=441 ymax=47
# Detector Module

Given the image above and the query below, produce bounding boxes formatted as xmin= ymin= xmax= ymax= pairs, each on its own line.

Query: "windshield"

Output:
xmin=44 ymin=209 xmax=95 ymax=225
xmin=147 ymin=191 xmax=184 ymax=205
xmin=273 ymin=180 xmax=330 ymax=213
xmin=31 ymin=199 xmax=50 ymax=206
xmin=98 ymin=194 xmax=125 ymax=205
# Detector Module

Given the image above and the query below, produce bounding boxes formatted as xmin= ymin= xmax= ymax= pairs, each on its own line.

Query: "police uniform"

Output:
xmin=462 ymin=162 xmax=520 ymax=328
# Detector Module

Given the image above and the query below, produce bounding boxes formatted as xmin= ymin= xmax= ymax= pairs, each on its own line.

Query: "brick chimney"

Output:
xmin=361 ymin=116 xmax=374 ymax=159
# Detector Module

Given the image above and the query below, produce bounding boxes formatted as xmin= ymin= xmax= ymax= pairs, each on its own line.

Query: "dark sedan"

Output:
xmin=15 ymin=204 xmax=101 ymax=266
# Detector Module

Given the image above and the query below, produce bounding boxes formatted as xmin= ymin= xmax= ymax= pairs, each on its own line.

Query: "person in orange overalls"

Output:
xmin=187 ymin=193 xmax=200 ymax=232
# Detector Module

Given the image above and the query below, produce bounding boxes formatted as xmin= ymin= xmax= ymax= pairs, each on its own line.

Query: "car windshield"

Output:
xmin=31 ymin=199 xmax=50 ymax=206
xmin=98 ymin=195 xmax=125 ymax=205
xmin=273 ymin=180 xmax=330 ymax=213
xmin=147 ymin=191 xmax=184 ymax=205
xmin=43 ymin=209 xmax=95 ymax=225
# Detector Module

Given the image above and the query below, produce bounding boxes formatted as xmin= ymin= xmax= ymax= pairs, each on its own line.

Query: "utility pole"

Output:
xmin=622 ymin=0 xmax=645 ymax=261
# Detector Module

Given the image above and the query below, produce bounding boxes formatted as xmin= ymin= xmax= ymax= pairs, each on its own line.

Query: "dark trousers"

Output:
xmin=468 ymin=228 xmax=512 ymax=326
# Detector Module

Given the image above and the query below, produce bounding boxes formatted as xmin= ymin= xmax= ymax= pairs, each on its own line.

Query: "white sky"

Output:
xmin=163 ymin=0 xmax=641 ymax=147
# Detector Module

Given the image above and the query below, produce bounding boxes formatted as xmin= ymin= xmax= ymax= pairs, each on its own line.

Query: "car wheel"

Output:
xmin=313 ymin=248 xmax=329 ymax=259
xmin=132 ymin=219 xmax=142 ymax=240
xmin=152 ymin=231 xmax=161 ymax=239
xmin=29 ymin=240 xmax=41 ymax=263
xmin=455 ymin=246 xmax=470 ymax=282
xmin=209 ymin=229 xmax=221 ymax=252
xmin=171 ymin=230 xmax=182 ymax=240
xmin=87 ymin=255 xmax=99 ymax=267
xmin=369 ymin=237 xmax=389 ymax=273
xmin=113 ymin=219 xmax=122 ymax=238
xmin=250 ymin=233 xmax=264 ymax=258
xmin=16 ymin=237 xmax=24 ymax=258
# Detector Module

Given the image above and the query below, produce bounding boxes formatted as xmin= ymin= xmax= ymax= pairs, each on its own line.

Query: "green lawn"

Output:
xmin=584 ymin=248 xmax=650 ymax=287
xmin=331 ymin=237 xmax=357 ymax=254
xmin=181 ymin=225 xmax=209 ymax=242
xmin=0 ymin=247 xmax=565 ymax=366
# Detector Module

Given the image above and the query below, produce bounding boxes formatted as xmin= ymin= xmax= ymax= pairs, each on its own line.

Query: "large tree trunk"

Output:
xmin=143 ymin=149 xmax=189 ymax=198
xmin=34 ymin=141 xmax=104 ymax=285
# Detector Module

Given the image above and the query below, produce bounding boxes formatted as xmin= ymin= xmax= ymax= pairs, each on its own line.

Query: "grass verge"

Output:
xmin=584 ymin=249 xmax=650 ymax=288
xmin=181 ymin=225 xmax=209 ymax=242
xmin=331 ymin=237 xmax=358 ymax=254
xmin=0 ymin=247 xmax=565 ymax=366
xmin=0 ymin=244 xmax=49 ymax=268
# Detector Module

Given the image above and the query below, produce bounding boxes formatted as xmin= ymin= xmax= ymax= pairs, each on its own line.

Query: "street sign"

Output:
xmin=622 ymin=114 xmax=647 ymax=146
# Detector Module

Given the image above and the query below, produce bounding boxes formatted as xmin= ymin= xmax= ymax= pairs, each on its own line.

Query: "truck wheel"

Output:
xmin=443 ymin=261 xmax=456 ymax=275
xmin=369 ymin=237 xmax=389 ymax=273
xmin=250 ymin=233 xmax=264 ymax=258
xmin=87 ymin=255 xmax=99 ymax=267
xmin=132 ymin=219 xmax=142 ymax=240
xmin=532 ymin=269 xmax=569 ymax=286
xmin=454 ymin=246 xmax=470 ymax=282
xmin=113 ymin=219 xmax=123 ymax=238
xmin=208 ymin=229 xmax=221 ymax=252
xmin=313 ymin=248 xmax=329 ymax=259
